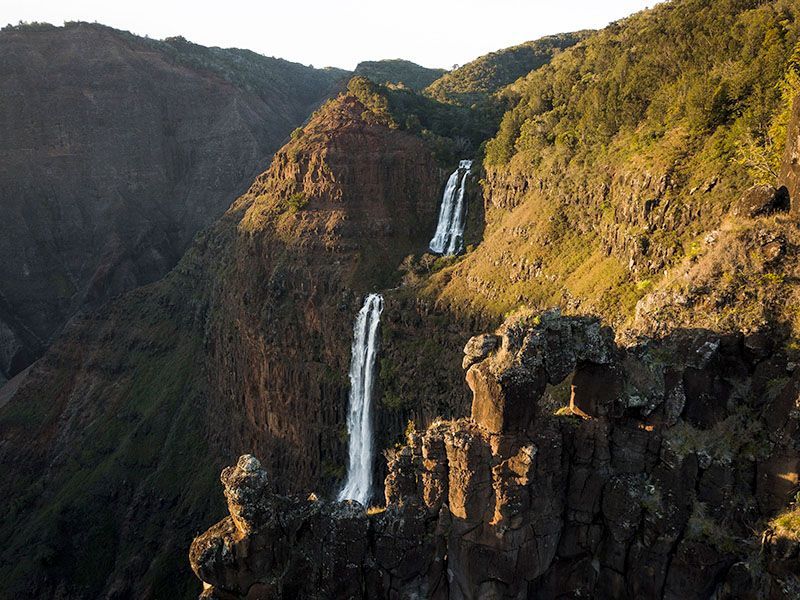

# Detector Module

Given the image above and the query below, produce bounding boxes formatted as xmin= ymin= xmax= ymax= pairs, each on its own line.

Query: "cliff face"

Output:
xmin=192 ymin=311 xmax=800 ymax=599
xmin=203 ymin=94 xmax=443 ymax=493
xmin=781 ymin=95 xmax=800 ymax=207
xmin=5 ymin=2 xmax=800 ymax=597
xmin=0 ymin=255 xmax=221 ymax=598
xmin=0 ymin=91 xmax=446 ymax=599
xmin=0 ymin=22 xmax=346 ymax=382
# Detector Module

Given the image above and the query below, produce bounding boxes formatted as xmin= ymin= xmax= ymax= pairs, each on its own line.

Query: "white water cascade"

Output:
xmin=429 ymin=159 xmax=473 ymax=255
xmin=338 ymin=293 xmax=384 ymax=505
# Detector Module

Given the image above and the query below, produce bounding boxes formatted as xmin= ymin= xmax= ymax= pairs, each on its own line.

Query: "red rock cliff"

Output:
xmin=0 ymin=90 xmax=443 ymax=598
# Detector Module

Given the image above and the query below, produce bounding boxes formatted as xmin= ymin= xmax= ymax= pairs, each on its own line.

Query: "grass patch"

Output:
xmin=771 ymin=505 xmax=800 ymax=541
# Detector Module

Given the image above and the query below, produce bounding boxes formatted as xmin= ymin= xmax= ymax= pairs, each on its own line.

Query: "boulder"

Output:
xmin=465 ymin=312 xmax=614 ymax=433
xmin=732 ymin=185 xmax=790 ymax=218
xmin=462 ymin=334 xmax=500 ymax=369
xmin=467 ymin=361 xmax=545 ymax=433
xmin=220 ymin=455 xmax=272 ymax=534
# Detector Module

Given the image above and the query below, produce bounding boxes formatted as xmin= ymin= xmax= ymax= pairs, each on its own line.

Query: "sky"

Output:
xmin=1 ymin=0 xmax=660 ymax=70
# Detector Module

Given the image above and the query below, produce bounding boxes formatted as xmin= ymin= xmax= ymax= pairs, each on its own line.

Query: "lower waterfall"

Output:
xmin=429 ymin=159 xmax=473 ymax=255
xmin=338 ymin=293 xmax=384 ymax=505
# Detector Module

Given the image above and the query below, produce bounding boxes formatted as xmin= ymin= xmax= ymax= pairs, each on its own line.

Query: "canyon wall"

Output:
xmin=202 ymin=92 xmax=444 ymax=494
xmin=0 ymin=22 xmax=345 ymax=381
xmin=192 ymin=311 xmax=800 ymax=599
xmin=3 ymin=3 xmax=800 ymax=597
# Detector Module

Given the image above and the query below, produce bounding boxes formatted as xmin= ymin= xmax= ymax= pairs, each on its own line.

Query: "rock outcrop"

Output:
xmin=191 ymin=455 xmax=444 ymax=599
xmin=0 ymin=22 xmax=346 ymax=380
xmin=192 ymin=311 xmax=800 ymax=599
xmin=781 ymin=95 xmax=800 ymax=209
xmin=732 ymin=185 xmax=791 ymax=219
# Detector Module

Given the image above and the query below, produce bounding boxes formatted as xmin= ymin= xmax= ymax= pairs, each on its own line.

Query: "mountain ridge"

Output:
xmin=0 ymin=21 xmax=347 ymax=383
xmin=2 ymin=2 xmax=800 ymax=598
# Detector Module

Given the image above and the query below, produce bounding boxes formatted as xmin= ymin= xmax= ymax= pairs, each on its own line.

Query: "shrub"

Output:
xmin=284 ymin=192 xmax=308 ymax=213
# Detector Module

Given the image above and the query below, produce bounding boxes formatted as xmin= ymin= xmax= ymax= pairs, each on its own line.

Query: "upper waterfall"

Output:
xmin=429 ymin=160 xmax=473 ymax=256
xmin=338 ymin=293 xmax=384 ymax=505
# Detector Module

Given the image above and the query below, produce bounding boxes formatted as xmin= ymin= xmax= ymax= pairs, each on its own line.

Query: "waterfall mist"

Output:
xmin=338 ymin=293 xmax=384 ymax=505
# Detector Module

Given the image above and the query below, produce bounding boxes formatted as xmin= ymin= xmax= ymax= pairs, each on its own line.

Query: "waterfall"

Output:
xmin=429 ymin=159 xmax=473 ymax=256
xmin=338 ymin=293 xmax=384 ymax=505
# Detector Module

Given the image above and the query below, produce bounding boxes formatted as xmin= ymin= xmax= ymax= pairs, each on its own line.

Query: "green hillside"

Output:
xmin=426 ymin=0 xmax=800 ymax=340
xmin=425 ymin=32 xmax=590 ymax=106
xmin=354 ymin=59 xmax=446 ymax=90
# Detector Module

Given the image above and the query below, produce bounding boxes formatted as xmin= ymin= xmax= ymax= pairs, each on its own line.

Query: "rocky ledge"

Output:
xmin=191 ymin=311 xmax=799 ymax=599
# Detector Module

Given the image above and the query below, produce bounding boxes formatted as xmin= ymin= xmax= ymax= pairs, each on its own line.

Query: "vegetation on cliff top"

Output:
xmin=354 ymin=59 xmax=446 ymax=90
xmin=486 ymin=0 xmax=799 ymax=173
xmin=4 ymin=22 xmax=349 ymax=109
xmin=425 ymin=0 xmax=800 ymax=337
xmin=425 ymin=32 xmax=591 ymax=107
xmin=158 ymin=35 xmax=349 ymax=106
xmin=345 ymin=76 xmax=496 ymax=164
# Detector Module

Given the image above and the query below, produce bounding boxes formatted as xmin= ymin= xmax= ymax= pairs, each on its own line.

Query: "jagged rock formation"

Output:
xmin=190 ymin=455 xmax=444 ymax=599
xmin=0 ymin=22 xmax=346 ymax=382
xmin=192 ymin=311 xmax=800 ymax=598
xmin=5 ymin=2 xmax=800 ymax=597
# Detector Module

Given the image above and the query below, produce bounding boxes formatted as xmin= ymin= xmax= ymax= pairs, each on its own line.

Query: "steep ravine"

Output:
xmin=188 ymin=3 xmax=800 ymax=598
xmin=4 ymin=2 xmax=800 ymax=596
xmin=0 ymin=90 xmax=474 ymax=599
xmin=0 ymin=22 xmax=347 ymax=382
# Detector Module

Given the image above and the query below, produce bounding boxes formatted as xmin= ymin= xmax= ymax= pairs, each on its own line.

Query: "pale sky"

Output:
xmin=2 ymin=0 xmax=660 ymax=70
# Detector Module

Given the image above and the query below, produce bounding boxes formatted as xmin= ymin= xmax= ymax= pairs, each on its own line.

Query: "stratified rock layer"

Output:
xmin=781 ymin=95 xmax=800 ymax=210
xmin=0 ymin=22 xmax=345 ymax=379
xmin=192 ymin=311 xmax=800 ymax=599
